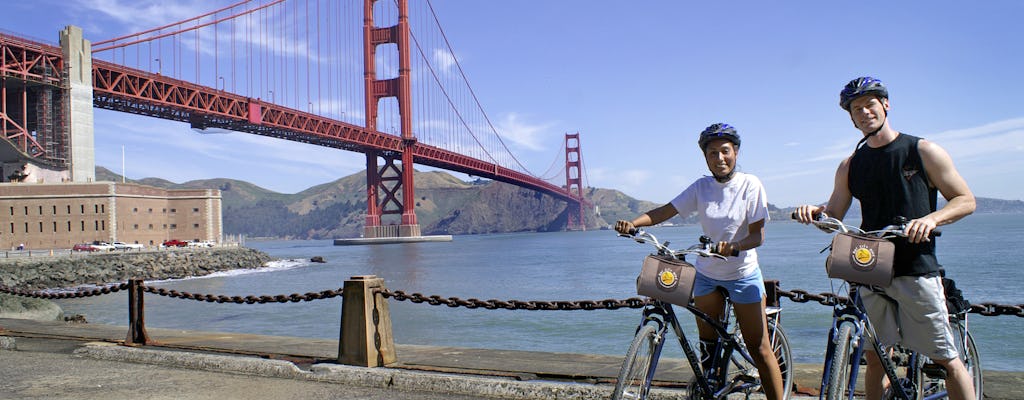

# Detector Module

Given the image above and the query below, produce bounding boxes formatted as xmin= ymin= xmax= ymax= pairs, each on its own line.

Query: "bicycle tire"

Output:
xmin=612 ymin=324 xmax=660 ymax=400
xmin=715 ymin=320 xmax=794 ymax=399
xmin=963 ymin=329 xmax=984 ymax=399
xmin=824 ymin=323 xmax=856 ymax=400
xmin=914 ymin=321 xmax=984 ymax=400
xmin=770 ymin=321 xmax=795 ymax=400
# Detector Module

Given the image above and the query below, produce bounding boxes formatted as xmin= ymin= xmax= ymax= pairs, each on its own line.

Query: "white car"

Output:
xmin=112 ymin=241 xmax=144 ymax=250
xmin=187 ymin=241 xmax=215 ymax=248
xmin=90 ymin=242 xmax=116 ymax=251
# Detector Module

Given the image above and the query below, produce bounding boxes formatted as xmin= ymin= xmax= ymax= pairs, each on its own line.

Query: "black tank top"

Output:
xmin=848 ymin=133 xmax=940 ymax=277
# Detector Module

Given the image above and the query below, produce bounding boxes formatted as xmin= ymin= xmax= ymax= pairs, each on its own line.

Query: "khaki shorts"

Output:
xmin=860 ymin=275 xmax=959 ymax=361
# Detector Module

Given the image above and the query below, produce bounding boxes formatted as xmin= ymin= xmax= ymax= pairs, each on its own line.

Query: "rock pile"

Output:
xmin=0 ymin=248 xmax=273 ymax=291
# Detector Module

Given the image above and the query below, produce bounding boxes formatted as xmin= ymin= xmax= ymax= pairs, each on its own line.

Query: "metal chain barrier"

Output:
xmin=2 ymin=282 xmax=1022 ymax=317
xmin=379 ymin=289 xmax=651 ymax=310
xmin=141 ymin=285 xmax=344 ymax=304
xmin=0 ymin=283 xmax=128 ymax=299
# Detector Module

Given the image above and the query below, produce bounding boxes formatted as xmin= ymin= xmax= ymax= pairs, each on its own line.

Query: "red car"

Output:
xmin=162 ymin=239 xmax=189 ymax=247
xmin=72 ymin=243 xmax=97 ymax=252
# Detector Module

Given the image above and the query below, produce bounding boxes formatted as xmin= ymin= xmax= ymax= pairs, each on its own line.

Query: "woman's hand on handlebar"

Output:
xmin=715 ymin=241 xmax=740 ymax=257
xmin=614 ymin=220 xmax=637 ymax=235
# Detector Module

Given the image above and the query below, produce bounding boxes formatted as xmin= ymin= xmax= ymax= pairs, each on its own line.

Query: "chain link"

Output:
xmin=2 ymin=282 xmax=1022 ymax=317
xmin=141 ymin=285 xmax=344 ymax=304
xmin=0 ymin=283 xmax=128 ymax=299
xmin=379 ymin=289 xmax=651 ymax=311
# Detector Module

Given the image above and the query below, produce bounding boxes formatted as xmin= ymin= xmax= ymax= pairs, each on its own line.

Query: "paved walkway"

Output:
xmin=0 ymin=318 xmax=1018 ymax=399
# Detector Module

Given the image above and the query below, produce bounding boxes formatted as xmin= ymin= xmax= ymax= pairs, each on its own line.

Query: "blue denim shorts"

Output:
xmin=693 ymin=269 xmax=766 ymax=304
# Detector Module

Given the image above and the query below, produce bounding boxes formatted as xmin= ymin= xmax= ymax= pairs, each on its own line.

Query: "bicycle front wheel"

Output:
xmin=823 ymin=322 xmax=856 ymax=400
xmin=963 ymin=329 xmax=984 ymax=399
xmin=917 ymin=327 xmax=984 ymax=400
xmin=612 ymin=324 xmax=661 ymax=400
xmin=770 ymin=320 xmax=794 ymax=400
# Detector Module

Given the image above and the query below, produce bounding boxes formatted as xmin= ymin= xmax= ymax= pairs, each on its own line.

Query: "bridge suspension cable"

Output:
xmin=415 ymin=0 xmax=535 ymax=176
xmin=80 ymin=0 xmax=575 ymax=198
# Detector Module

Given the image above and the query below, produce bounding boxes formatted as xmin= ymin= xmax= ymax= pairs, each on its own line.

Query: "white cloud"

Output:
xmin=432 ymin=48 xmax=457 ymax=74
xmin=72 ymin=0 xmax=213 ymax=33
xmin=494 ymin=112 xmax=554 ymax=152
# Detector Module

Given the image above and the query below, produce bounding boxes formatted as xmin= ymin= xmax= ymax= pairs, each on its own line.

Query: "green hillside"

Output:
xmin=95 ymin=166 xmax=1024 ymax=238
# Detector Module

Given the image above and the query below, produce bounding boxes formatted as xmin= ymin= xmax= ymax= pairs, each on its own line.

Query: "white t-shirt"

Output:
xmin=669 ymin=172 xmax=769 ymax=281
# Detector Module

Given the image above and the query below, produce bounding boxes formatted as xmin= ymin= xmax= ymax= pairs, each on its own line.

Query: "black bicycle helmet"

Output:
xmin=840 ymin=76 xmax=888 ymax=111
xmin=698 ymin=123 xmax=741 ymax=151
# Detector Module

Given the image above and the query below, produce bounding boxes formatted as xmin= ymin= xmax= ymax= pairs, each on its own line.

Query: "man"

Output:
xmin=793 ymin=76 xmax=976 ymax=400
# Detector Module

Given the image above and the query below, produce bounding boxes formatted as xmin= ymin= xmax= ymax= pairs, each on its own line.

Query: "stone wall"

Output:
xmin=0 ymin=248 xmax=273 ymax=290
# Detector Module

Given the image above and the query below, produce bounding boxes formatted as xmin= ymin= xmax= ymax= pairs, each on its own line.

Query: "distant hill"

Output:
xmin=772 ymin=197 xmax=1024 ymax=222
xmin=95 ymin=166 xmax=1023 ymax=238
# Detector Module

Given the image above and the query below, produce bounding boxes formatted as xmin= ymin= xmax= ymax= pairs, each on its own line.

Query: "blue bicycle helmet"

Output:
xmin=698 ymin=123 xmax=741 ymax=150
xmin=840 ymin=76 xmax=888 ymax=111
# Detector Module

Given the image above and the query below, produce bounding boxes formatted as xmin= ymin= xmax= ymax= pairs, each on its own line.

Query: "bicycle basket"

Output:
xmin=826 ymin=232 xmax=895 ymax=287
xmin=637 ymin=254 xmax=697 ymax=307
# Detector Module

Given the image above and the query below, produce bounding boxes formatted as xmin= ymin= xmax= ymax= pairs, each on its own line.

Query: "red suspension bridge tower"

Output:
xmin=362 ymin=0 xmax=419 ymax=238
xmin=564 ymin=132 xmax=585 ymax=231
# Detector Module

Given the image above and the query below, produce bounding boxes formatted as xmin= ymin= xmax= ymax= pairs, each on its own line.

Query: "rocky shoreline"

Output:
xmin=0 ymin=247 xmax=274 ymax=321
xmin=0 ymin=247 xmax=274 ymax=291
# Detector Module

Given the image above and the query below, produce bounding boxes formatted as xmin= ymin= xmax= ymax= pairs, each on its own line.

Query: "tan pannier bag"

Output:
xmin=826 ymin=233 xmax=895 ymax=287
xmin=637 ymin=254 xmax=697 ymax=307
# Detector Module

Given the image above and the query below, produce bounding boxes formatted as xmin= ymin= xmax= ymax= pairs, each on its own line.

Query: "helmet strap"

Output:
xmin=854 ymin=108 xmax=888 ymax=150
xmin=713 ymin=169 xmax=736 ymax=183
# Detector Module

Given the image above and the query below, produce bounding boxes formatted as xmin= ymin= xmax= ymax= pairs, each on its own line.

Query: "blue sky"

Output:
xmin=4 ymin=1 xmax=1024 ymax=207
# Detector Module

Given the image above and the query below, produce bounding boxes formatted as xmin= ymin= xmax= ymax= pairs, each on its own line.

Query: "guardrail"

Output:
xmin=1 ymin=277 xmax=1021 ymax=368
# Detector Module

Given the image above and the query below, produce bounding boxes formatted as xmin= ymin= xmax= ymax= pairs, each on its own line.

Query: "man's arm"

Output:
xmin=907 ymin=140 xmax=976 ymax=242
xmin=794 ymin=157 xmax=854 ymax=222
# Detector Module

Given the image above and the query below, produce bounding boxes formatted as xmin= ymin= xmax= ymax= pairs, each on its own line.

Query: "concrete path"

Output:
xmin=0 ymin=318 xmax=1017 ymax=399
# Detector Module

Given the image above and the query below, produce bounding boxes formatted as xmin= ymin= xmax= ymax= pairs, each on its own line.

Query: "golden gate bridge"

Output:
xmin=0 ymin=0 xmax=589 ymax=237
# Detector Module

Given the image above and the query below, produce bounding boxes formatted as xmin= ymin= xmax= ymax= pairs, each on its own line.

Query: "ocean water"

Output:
xmin=55 ymin=213 xmax=1024 ymax=371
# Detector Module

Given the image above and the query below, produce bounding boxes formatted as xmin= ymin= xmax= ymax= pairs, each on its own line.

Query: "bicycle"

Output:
xmin=611 ymin=230 xmax=793 ymax=400
xmin=796 ymin=214 xmax=983 ymax=400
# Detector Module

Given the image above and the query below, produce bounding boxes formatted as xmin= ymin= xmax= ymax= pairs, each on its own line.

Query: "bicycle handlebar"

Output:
xmin=618 ymin=229 xmax=734 ymax=259
xmin=789 ymin=212 xmax=941 ymax=238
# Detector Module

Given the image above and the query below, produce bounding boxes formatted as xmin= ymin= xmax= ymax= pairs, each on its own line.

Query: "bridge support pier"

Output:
xmin=60 ymin=25 xmax=95 ymax=183
xmin=338 ymin=275 xmax=396 ymax=367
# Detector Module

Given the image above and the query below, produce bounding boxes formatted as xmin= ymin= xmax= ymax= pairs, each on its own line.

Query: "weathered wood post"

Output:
xmin=338 ymin=275 xmax=396 ymax=367
xmin=764 ymin=279 xmax=781 ymax=308
xmin=126 ymin=279 xmax=151 ymax=345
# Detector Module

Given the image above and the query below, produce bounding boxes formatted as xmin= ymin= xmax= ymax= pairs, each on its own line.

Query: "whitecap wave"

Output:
xmin=149 ymin=258 xmax=312 ymax=284
xmin=45 ymin=259 xmax=313 ymax=294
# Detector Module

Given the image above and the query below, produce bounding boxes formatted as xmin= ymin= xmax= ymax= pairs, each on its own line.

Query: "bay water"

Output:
xmin=56 ymin=213 xmax=1023 ymax=371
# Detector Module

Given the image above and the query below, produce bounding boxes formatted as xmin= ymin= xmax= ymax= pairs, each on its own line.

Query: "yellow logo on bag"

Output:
xmin=658 ymin=269 xmax=678 ymax=289
xmin=852 ymin=245 xmax=876 ymax=268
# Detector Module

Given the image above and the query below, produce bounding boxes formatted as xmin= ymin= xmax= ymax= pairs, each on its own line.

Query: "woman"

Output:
xmin=614 ymin=123 xmax=783 ymax=400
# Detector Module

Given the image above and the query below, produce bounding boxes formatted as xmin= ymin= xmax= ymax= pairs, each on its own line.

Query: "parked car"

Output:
xmin=162 ymin=239 xmax=188 ymax=247
xmin=90 ymin=241 xmax=116 ymax=251
xmin=113 ymin=241 xmax=145 ymax=250
xmin=72 ymin=243 xmax=97 ymax=252
xmin=187 ymin=240 xmax=214 ymax=248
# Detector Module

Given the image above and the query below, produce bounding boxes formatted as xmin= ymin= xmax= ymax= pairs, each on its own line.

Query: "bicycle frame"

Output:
xmin=613 ymin=230 xmax=788 ymax=400
xmin=819 ymin=285 xmax=915 ymax=400
xmin=633 ymin=297 xmax=762 ymax=399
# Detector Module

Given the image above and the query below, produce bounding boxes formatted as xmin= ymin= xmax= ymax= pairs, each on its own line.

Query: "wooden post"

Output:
xmin=764 ymin=279 xmax=780 ymax=308
xmin=338 ymin=275 xmax=396 ymax=367
xmin=126 ymin=279 xmax=151 ymax=345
